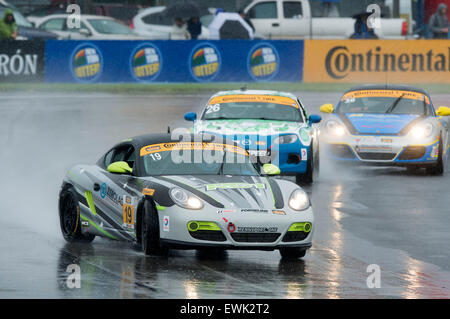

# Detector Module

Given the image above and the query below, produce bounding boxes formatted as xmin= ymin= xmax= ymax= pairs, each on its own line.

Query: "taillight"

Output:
xmin=130 ymin=20 xmax=134 ymax=29
xmin=401 ymin=21 xmax=407 ymax=36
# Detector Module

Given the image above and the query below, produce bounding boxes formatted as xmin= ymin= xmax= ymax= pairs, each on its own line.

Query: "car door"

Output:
xmin=63 ymin=20 xmax=91 ymax=39
xmin=92 ymin=144 xmax=138 ymax=235
xmin=246 ymin=0 xmax=281 ymax=38
xmin=39 ymin=17 xmax=69 ymax=38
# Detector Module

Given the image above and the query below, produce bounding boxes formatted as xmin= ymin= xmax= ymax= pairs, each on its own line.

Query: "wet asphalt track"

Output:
xmin=1 ymin=91 xmax=450 ymax=298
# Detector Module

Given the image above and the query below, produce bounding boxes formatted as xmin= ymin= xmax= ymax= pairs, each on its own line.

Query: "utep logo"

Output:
xmin=130 ymin=44 xmax=162 ymax=82
xmin=100 ymin=183 xmax=107 ymax=199
xmin=190 ymin=44 xmax=221 ymax=81
xmin=248 ymin=43 xmax=279 ymax=81
xmin=71 ymin=44 xmax=103 ymax=82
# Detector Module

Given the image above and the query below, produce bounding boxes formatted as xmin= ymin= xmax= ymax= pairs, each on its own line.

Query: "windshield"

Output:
xmin=337 ymin=90 xmax=430 ymax=115
xmin=87 ymin=19 xmax=134 ymax=35
xmin=202 ymin=95 xmax=303 ymax=122
xmin=0 ymin=8 xmax=32 ymax=27
xmin=140 ymin=142 xmax=259 ymax=176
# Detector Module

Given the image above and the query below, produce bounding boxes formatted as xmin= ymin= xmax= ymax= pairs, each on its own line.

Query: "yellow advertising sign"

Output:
xmin=209 ymin=95 xmax=298 ymax=108
xmin=140 ymin=142 xmax=249 ymax=157
xmin=304 ymin=40 xmax=450 ymax=83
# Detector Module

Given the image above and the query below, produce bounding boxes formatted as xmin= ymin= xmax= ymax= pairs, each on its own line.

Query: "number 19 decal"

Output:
xmin=123 ymin=204 xmax=134 ymax=226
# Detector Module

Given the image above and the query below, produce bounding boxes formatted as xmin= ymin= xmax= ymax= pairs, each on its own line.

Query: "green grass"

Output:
xmin=0 ymin=82 xmax=449 ymax=94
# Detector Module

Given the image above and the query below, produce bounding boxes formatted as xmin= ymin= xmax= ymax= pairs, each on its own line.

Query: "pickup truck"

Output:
xmin=244 ymin=0 xmax=408 ymax=39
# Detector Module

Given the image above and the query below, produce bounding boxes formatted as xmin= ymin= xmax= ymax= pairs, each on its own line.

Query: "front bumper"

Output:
xmin=324 ymin=133 xmax=440 ymax=166
xmin=157 ymin=205 xmax=314 ymax=250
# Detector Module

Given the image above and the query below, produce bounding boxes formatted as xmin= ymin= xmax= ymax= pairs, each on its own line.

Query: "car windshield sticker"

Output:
xmin=341 ymin=90 xmax=430 ymax=104
xmin=140 ymin=142 xmax=249 ymax=157
xmin=208 ymin=95 xmax=299 ymax=108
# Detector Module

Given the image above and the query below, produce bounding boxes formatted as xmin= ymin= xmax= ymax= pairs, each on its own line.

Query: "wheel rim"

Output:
xmin=62 ymin=194 xmax=78 ymax=235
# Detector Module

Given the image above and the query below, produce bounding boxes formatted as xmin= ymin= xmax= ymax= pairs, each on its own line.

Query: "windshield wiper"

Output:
xmin=385 ymin=94 xmax=405 ymax=113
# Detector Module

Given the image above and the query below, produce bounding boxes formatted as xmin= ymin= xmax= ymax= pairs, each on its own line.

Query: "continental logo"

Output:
xmin=325 ymin=45 xmax=450 ymax=79
xmin=71 ymin=45 xmax=102 ymax=82
xmin=130 ymin=45 xmax=161 ymax=82
xmin=140 ymin=142 xmax=249 ymax=156
xmin=190 ymin=45 xmax=221 ymax=81
xmin=248 ymin=44 xmax=279 ymax=80
xmin=304 ymin=40 xmax=450 ymax=84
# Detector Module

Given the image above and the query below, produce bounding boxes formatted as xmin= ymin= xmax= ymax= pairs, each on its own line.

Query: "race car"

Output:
xmin=184 ymin=89 xmax=322 ymax=184
xmin=58 ymin=133 xmax=314 ymax=259
xmin=320 ymin=85 xmax=450 ymax=174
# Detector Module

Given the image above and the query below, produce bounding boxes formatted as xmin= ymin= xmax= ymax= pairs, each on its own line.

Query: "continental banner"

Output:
xmin=304 ymin=40 xmax=450 ymax=83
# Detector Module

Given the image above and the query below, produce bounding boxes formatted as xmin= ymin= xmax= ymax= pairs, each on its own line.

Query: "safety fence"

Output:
xmin=1 ymin=40 xmax=449 ymax=84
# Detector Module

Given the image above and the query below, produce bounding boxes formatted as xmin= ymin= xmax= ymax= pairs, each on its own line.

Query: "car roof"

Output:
xmin=209 ymin=89 xmax=298 ymax=101
xmin=344 ymin=84 xmax=430 ymax=96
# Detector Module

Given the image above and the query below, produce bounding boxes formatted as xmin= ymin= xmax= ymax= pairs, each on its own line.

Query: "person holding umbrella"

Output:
xmin=170 ymin=17 xmax=191 ymax=40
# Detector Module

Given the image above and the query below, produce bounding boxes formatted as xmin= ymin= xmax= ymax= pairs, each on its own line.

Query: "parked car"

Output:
xmin=132 ymin=6 xmax=212 ymax=39
xmin=0 ymin=0 xmax=58 ymax=39
xmin=33 ymin=14 xmax=144 ymax=40
xmin=243 ymin=0 xmax=408 ymax=39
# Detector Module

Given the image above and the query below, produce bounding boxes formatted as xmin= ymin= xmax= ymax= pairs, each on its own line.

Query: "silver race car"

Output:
xmin=59 ymin=134 xmax=314 ymax=259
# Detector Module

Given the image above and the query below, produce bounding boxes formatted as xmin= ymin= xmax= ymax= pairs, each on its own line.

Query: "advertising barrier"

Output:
xmin=304 ymin=40 xmax=450 ymax=83
xmin=45 ymin=40 xmax=304 ymax=83
xmin=0 ymin=41 xmax=45 ymax=82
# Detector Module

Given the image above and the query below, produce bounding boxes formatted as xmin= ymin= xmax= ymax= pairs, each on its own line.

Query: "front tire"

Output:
xmin=279 ymin=248 xmax=307 ymax=259
xmin=296 ymin=143 xmax=317 ymax=185
xmin=59 ymin=187 xmax=95 ymax=243
xmin=427 ymin=138 xmax=444 ymax=175
xmin=141 ymin=200 xmax=167 ymax=256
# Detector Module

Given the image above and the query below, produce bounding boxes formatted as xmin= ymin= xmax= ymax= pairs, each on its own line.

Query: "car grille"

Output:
xmin=357 ymin=152 xmax=396 ymax=160
xmin=329 ymin=144 xmax=355 ymax=159
xmin=282 ymin=231 xmax=309 ymax=242
xmin=230 ymin=233 xmax=281 ymax=243
xmin=398 ymin=146 xmax=426 ymax=160
xmin=189 ymin=230 xmax=226 ymax=242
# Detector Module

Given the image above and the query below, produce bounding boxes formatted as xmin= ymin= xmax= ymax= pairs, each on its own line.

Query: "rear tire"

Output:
xmin=141 ymin=200 xmax=168 ymax=256
xmin=59 ymin=187 xmax=95 ymax=243
xmin=279 ymin=248 xmax=307 ymax=259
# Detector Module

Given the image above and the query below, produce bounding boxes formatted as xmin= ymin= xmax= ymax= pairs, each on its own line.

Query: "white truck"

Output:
xmin=244 ymin=0 xmax=408 ymax=39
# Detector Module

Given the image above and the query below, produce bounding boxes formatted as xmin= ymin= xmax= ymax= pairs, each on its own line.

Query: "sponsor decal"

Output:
xmin=431 ymin=145 xmax=439 ymax=158
xmin=301 ymin=148 xmax=308 ymax=161
xmin=100 ymin=183 xmax=107 ymax=199
xmin=237 ymin=226 xmax=278 ymax=233
xmin=163 ymin=216 xmax=170 ymax=232
xmin=189 ymin=44 xmax=221 ymax=82
xmin=205 ymin=183 xmax=265 ymax=191
xmin=0 ymin=42 xmax=45 ymax=82
xmin=240 ymin=209 xmax=269 ymax=214
xmin=70 ymin=44 xmax=103 ymax=82
xmin=227 ymin=222 xmax=236 ymax=233
xmin=217 ymin=209 xmax=237 ymax=214
xmin=341 ymin=90 xmax=430 ymax=104
xmin=123 ymin=196 xmax=133 ymax=205
xmin=81 ymin=221 xmax=89 ymax=226
xmin=241 ymin=139 xmax=252 ymax=146
xmin=272 ymin=210 xmax=286 ymax=215
xmin=304 ymin=40 xmax=450 ymax=84
xmin=248 ymin=43 xmax=279 ymax=81
xmin=130 ymin=44 xmax=162 ymax=82
xmin=222 ymin=217 xmax=228 ymax=223
xmin=208 ymin=95 xmax=298 ymax=108
xmin=256 ymin=141 xmax=267 ymax=146
xmin=142 ymin=188 xmax=155 ymax=196
xmin=140 ymin=142 xmax=248 ymax=157
xmin=100 ymin=183 xmax=122 ymax=205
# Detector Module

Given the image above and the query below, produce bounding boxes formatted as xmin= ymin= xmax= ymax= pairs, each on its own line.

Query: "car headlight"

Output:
xmin=288 ymin=189 xmax=310 ymax=211
xmin=325 ymin=120 xmax=346 ymax=136
xmin=169 ymin=187 xmax=204 ymax=210
xmin=273 ymin=134 xmax=298 ymax=144
xmin=409 ymin=122 xmax=434 ymax=139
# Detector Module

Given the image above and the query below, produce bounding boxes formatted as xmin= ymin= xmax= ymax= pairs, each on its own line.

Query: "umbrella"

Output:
xmin=209 ymin=13 xmax=254 ymax=40
xmin=163 ymin=1 xmax=203 ymax=19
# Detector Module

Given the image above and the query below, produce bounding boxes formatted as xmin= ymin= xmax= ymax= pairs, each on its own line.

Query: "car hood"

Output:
xmin=342 ymin=113 xmax=421 ymax=134
xmin=195 ymin=119 xmax=305 ymax=135
xmin=147 ymin=175 xmax=283 ymax=210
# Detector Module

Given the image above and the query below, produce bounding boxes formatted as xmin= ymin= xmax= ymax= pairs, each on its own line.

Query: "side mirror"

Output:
xmin=320 ymin=103 xmax=334 ymax=113
xmin=308 ymin=114 xmax=322 ymax=124
xmin=184 ymin=112 xmax=197 ymax=122
xmin=107 ymin=161 xmax=132 ymax=174
xmin=436 ymin=106 xmax=450 ymax=116
xmin=79 ymin=28 xmax=91 ymax=36
xmin=262 ymin=163 xmax=281 ymax=176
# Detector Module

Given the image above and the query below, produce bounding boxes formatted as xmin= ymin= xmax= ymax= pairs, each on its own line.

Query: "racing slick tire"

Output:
xmin=279 ymin=248 xmax=307 ymax=259
xmin=296 ymin=142 xmax=317 ymax=185
xmin=59 ymin=187 xmax=95 ymax=243
xmin=427 ymin=137 xmax=445 ymax=176
xmin=141 ymin=200 xmax=168 ymax=256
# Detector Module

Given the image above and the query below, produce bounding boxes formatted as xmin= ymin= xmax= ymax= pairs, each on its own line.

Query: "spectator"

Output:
xmin=0 ymin=9 xmax=18 ymax=40
xmin=429 ymin=3 xmax=448 ymax=39
xmin=187 ymin=17 xmax=202 ymax=39
xmin=350 ymin=12 xmax=378 ymax=39
xmin=170 ymin=17 xmax=191 ymax=40
xmin=238 ymin=10 xmax=255 ymax=32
